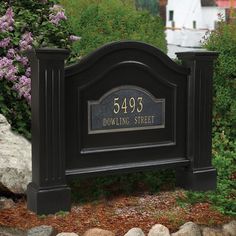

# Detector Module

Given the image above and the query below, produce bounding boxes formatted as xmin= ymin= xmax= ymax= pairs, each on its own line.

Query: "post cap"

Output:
xmin=176 ymin=50 xmax=219 ymax=61
xmin=25 ymin=48 xmax=70 ymax=61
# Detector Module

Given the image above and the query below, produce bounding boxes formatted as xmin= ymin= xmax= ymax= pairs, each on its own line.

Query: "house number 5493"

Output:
xmin=113 ymin=97 xmax=143 ymax=114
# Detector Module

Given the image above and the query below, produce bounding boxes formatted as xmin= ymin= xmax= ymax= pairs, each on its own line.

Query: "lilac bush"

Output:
xmin=0 ymin=9 xmax=34 ymax=104
xmin=0 ymin=7 xmax=14 ymax=32
xmin=0 ymin=0 xmax=80 ymax=139
xmin=49 ymin=4 xmax=67 ymax=25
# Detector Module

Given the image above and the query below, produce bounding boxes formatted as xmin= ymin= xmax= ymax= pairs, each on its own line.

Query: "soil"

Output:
xmin=0 ymin=190 xmax=234 ymax=236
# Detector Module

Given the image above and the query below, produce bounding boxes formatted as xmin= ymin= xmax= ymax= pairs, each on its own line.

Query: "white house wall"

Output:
xmin=201 ymin=7 xmax=225 ymax=29
xmin=166 ymin=0 xmax=202 ymax=29
xmin=166 ymin=0 xmax=226 ymax=47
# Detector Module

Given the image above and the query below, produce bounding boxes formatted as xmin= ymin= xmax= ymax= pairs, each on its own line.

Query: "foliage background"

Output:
xmin=60 ymin=0 xmax=166 ymax=57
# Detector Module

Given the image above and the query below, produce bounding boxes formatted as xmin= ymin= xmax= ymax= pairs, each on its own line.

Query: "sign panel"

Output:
xmin=88 ymin=86 xmax=165 ymax=134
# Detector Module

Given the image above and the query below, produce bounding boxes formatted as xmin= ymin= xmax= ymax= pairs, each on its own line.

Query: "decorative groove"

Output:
xmin=58 ymin=69 xmax=62 ymax=180
xmin=52 ymin=68 xmax=55 ymax=181
xmin=44 ymin=69 xmax=48 ymax=182
xmin=49 ymin=68 xmax=53 ymax=183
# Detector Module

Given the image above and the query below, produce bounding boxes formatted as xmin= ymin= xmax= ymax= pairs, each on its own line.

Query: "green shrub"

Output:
xmin=206 ymin=22 xmax=236 ymax=215
xmin=60 ymin=0 xmax=167 ymax=57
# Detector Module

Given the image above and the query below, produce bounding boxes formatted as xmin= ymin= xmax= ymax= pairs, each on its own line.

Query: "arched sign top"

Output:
xmin=65 ymin=41 xmax=190 ymax=77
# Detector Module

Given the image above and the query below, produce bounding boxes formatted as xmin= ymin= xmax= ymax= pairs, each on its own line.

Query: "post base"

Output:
xmin=27 ymin=182 xmax=71 ymax=215
xmin=176 ymin=167 xmax=217 ymax=191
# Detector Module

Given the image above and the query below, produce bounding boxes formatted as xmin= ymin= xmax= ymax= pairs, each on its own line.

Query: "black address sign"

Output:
xmin=88 ymin=86 xmax=165 ymax=134
xmin=26 ymin=41 xmax=218 ymax=215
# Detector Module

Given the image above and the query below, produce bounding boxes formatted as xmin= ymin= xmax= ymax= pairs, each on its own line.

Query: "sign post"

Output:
xmin=27 ymin=49 xmax=71 ymax=214
xmin=176 ymin=51 xmax=218 ymax=190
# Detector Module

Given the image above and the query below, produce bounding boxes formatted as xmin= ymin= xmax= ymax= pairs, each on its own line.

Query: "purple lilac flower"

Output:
xmin=19 ymin=75 xmax=30 ymax=86
xmin=69 ymin=35 xmax=81 ymax=42
xmin=6 ymin=48 xmax=16 ymax=59
xmin=49 ymin=4 xmax=67 ymax=25
xmin=19 ymin=32 xmax=33 ymax=51
xmin=24 ymin=94 xmax=31 ymax=104
xmin=25 ymin=67 xmax=31 ymax=77
xmin=14 ymin=75 xmax=31 ymax=104
xmin=15 ymin=54 xmax=29 ymax=67
xmin=49 ymin=11 xmax=67 ymax=25
xmin=5 ymin=68 xmax=17 ymax=81
xmin=0 ymin=37 xmax=11 ymax=48
xmin=0 ymin=57 xmax=17 ymax=81
xmin=0 ymin=8 xmax=14 ymax=32
xmin=20 ymin=57 xmax=28 ymax=66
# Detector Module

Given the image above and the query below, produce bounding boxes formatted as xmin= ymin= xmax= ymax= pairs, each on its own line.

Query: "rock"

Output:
xmin=0 ymin=226 xmax=26 ymax=236
xmin=172 ymin=222 xmax=201 ymax=236
xmin=202 ymin=227 xmax=229 ymax=236
xmin=56 ymin=233 xmax=79 ymax=236
xmin=0 ymin=114 xmax=31 ymax=194
xmin=27 ymin=225 xmax=57 ymax=236
xmin=223 ymin=221 xmax=236 ymax=236
xmin=0 ymin=197 xmax=15 ymax=209
xmin=124 ymin=227 xmax=145 ymax=236
xmin=83 ymin=228 xmax=115 ymax=236
xmin=148 ymin=224 xmax=170 ymax=236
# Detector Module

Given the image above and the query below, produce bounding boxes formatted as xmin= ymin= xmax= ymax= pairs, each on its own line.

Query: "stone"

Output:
xmin=83 ymin=228 xmax=115 ymax=236
xmin=124 ymin=227 xmax=145 ymax=236
xmin=0 ymin=226 xmax=26 ymax=236
xmin=56 ymin=233 xmax=79 ymax=236
xmin=0 ymin=197 xmax=15 ymax=209
xmin=223 ymin=221 xmax=236 ymax=236
xmin=171 ymin=222 xmax=201 ymax=236
xmin=0 ymin=114 xmax=31 ymax=194
xmin=148 ymin=224 xmax=170 ymax=236
xmin=202 ymin=227 xmax=229 ymax=236
xmin=27 ymin=225 xmax=57 ymax=236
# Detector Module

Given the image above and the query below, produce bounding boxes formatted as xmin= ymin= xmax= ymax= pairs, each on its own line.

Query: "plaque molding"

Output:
xmin=88 ymin=85 xmax=165 ymax=134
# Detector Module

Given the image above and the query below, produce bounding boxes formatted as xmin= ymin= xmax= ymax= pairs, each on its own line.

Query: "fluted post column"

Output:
xmin=26 ymin=48 xmax=71 ymax=214
xmin=176 ymin=51 xmax=218 ymax=191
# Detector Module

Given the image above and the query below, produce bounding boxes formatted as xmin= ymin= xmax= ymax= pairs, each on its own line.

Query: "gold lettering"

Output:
xmin=103 ymin=115 xmax=155 ymax=127
xmin=113 ymin=97 xmax=144 ymax=114
xmin=103 ymin=117 xmax=130 ymax=127
xmin=151 ymin=116 xmax=155 ymax=123
xmin=134 ymin=115 xmax=156 ymax=125
xmin=103 ymin=118 xmax=107 ymax=127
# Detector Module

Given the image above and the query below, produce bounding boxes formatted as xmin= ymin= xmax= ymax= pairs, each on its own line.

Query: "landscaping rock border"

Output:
xmin=0 ymin=221 xmax=235 ymax=236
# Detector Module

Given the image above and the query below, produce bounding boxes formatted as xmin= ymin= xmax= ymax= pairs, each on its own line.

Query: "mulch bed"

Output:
xmin=0 ymin=190 xmax=234 ymax=236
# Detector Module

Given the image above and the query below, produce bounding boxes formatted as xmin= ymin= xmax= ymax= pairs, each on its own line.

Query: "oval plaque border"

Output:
xmin=87 ymin=85 xmax=165 ymax=134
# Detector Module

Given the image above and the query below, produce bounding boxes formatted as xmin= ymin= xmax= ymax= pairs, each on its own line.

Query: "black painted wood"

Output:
xmin=176 ymin=51 xmax=218 ymax=190
xmin=26 ymin=42 xmax=218 ymax=215
xmin=26 ymin=49 xmax=71 ymax=215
